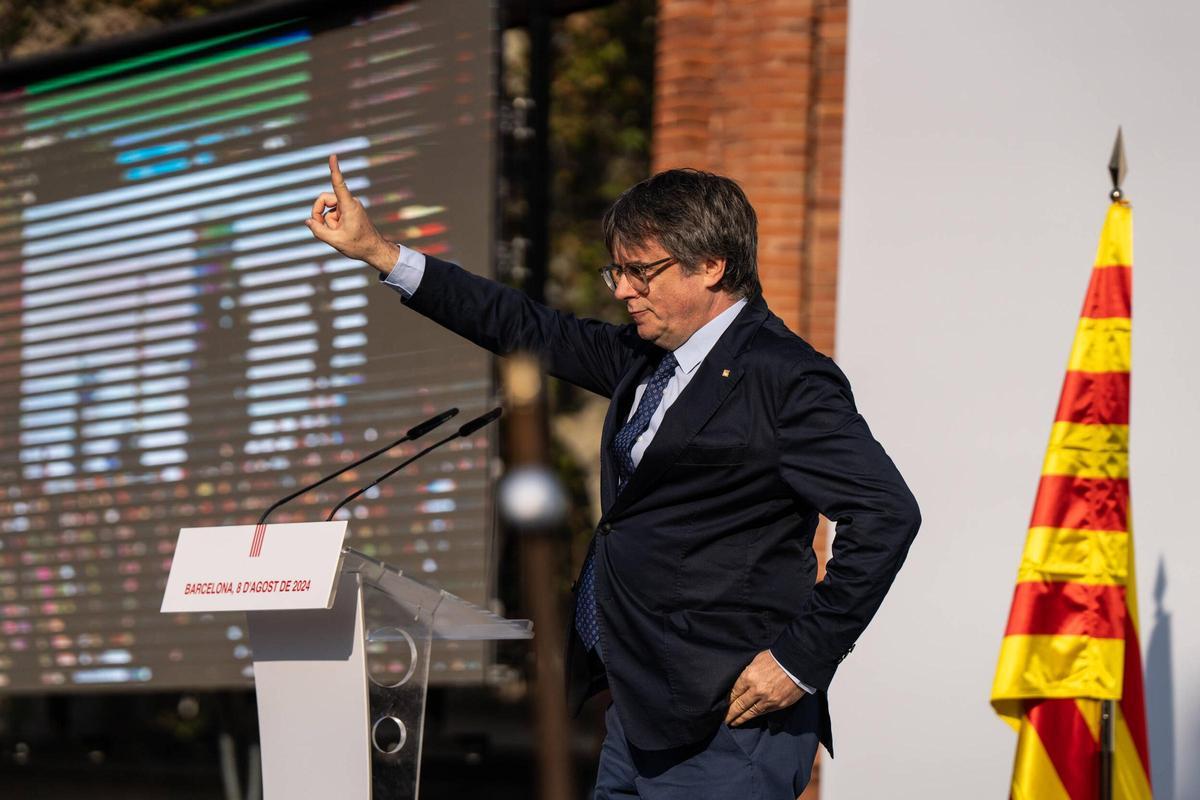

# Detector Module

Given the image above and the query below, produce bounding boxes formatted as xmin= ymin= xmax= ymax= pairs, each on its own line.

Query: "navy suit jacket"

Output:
xmin=400 ymin=256 xmax=921 ymax=752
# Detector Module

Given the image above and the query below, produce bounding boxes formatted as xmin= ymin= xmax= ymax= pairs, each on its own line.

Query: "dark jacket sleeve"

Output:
xmin=397 ymin=255 xmax=638 ymax=398
xmin=768 ymin=357 xmax=921 ymax=691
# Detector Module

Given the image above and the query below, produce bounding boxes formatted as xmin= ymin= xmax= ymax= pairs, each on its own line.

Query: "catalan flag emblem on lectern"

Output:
xmin=991 ymin=196 xmax=1152 ymax=800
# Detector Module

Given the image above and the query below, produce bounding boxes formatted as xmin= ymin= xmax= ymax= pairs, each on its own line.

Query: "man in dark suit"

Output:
xmin=306 ymin=156 xmax=920 ymax=798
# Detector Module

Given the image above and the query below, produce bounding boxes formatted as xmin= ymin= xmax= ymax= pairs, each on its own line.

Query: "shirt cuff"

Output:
xmin=770 ymin=650 xmax=816 ymax=695
xmin=379 ymin=244 xmax=427 ymax=298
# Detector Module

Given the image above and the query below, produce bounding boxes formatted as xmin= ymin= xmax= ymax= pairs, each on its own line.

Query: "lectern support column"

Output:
xmin=246 ymin=573 xmax=372 ymax=799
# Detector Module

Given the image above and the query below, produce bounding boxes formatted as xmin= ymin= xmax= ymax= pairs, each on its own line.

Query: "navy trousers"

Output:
xmin=593 ymin=695 xmax=820 ymax=800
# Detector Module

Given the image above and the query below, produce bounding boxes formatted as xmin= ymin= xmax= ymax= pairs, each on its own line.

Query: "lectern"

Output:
xmin=161 ymin=521 xmax=533 ymax=799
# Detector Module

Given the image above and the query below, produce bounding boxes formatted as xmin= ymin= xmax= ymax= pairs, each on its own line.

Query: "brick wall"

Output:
xmin=653 ymin=2 xmax=849 ymax=797
xmin=654 ymin=0 xmax=846 ymax=357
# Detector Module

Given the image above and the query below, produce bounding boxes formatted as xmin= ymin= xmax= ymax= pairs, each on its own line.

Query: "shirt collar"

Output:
xmin=671 ymin=298 xmax=748 ymax=374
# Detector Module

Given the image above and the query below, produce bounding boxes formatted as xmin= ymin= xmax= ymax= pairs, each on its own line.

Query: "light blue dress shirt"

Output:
xmin=382 ymin=246 xmax=813 ymax=695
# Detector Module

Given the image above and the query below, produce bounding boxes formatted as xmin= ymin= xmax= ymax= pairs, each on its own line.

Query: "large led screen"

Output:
xmin=0 ymin=0 xmax=497 ymax=691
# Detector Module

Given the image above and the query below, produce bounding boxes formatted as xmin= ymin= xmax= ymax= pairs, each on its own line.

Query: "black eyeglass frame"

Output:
xmin=598 ymin=256 xmax=677 ymax=293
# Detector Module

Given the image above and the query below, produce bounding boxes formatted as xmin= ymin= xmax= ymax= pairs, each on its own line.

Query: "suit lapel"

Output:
xmin=607 ymin=360 xmax=744 ymax=517
xmin=604 ymin=297 xmax=768 ymax=519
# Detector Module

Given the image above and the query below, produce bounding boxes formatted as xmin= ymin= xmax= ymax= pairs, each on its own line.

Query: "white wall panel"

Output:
xmin=829 ymin=2 xmax=1199 ymax=796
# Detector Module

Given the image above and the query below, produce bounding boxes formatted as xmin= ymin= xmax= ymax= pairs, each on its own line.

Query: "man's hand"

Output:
xmin=724 ymin=650 xmax=806 ymax=726
xmin=306 ymin=154 xmax=399 ymax=273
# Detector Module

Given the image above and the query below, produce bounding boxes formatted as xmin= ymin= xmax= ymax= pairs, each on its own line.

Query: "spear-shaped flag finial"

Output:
xmin=1109 ymin=127 xmax=1127 ymax=201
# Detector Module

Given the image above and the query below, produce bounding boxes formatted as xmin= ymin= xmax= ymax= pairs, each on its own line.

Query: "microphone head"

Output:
xmin=406 ymin=407 xmax=459 ymax=439
xmin=457 ymin=407 xmax=502 ymax=437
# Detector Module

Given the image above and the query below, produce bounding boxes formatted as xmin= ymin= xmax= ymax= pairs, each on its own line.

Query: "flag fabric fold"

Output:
xmin=991 ymin=201 xmax=1152 ymax=800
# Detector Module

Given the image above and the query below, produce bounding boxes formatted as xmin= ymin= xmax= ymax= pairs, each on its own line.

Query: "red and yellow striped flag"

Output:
xmin=991 ymin=200 xmax=1152 ymax=800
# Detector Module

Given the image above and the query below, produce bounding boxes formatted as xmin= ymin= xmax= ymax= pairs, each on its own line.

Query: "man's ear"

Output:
xmin=701 ymin=257 xmax=727 ymax=290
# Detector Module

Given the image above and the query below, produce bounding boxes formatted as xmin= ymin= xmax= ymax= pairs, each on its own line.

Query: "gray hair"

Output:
xmin=601 ymin=168 xmax=761 ymax=299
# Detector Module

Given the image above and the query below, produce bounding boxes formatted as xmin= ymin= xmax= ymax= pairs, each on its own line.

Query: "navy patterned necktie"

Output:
xmin=612 ymin=351 xmax=679 ymax=491
xmin=575 ymin=351 xmax=678 ymax=653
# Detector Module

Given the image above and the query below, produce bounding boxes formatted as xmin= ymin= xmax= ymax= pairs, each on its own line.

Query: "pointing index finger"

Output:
xmin=329 ymin=154 xmax=352 ymax=205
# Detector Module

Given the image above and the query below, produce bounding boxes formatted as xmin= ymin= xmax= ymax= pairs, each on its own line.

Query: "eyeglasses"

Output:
xmin=598 ymin=256 xmax=677 ymax=294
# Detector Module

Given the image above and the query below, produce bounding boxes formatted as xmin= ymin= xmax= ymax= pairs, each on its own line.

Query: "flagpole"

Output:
xmin=1100 ymin=700 xmax=1115 ymax=800
xmin=1097 ymin=126 xmax=1126 ymax=800
xmin=1109 ymin=126 xmax=1126 ymax=202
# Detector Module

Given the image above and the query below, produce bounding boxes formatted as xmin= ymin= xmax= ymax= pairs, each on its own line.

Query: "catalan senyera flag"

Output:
xmin=991 ymin=199 xmax=1152 ymax=800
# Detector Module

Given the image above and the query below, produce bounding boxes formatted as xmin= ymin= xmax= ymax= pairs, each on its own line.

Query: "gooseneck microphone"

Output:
xmin=256 ymin=407 xmax=460 ymax=525
xmin=325 ymin=407 xmax=502 ymax=521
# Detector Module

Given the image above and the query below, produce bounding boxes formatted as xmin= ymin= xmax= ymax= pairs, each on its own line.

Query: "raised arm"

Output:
xmin=305 ymin=155 xmax=638 ymax=397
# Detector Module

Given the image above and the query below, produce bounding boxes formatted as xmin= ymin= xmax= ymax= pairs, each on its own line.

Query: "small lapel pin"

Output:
xmin=721 ymin=369 xmax=730 ymax=378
